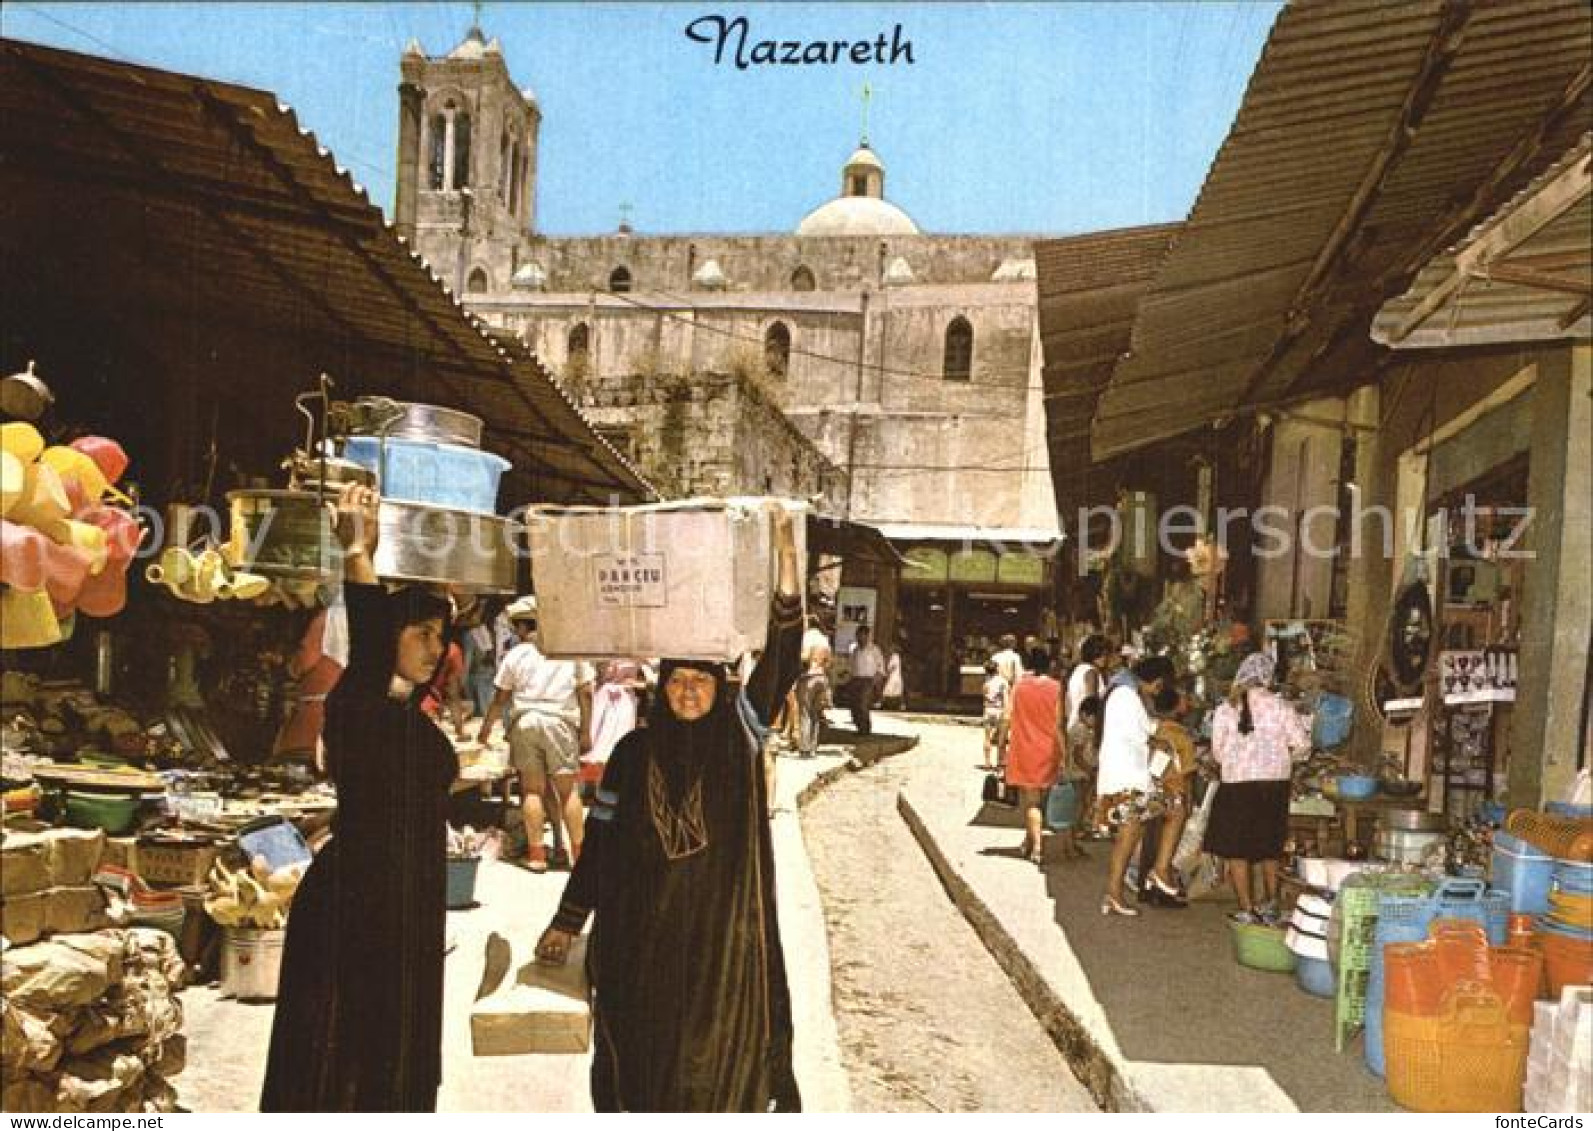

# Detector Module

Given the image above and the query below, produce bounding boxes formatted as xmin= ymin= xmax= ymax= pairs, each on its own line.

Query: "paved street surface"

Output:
xmin=802 ymin=742 xmax=1099 ymax=1112
xmin=891 ymin=715 xmax=1399 ymax=1112
xmin=178 ymin=737 xmax=856 ymax=1113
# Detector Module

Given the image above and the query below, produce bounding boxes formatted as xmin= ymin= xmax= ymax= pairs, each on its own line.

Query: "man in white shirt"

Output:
xmin=476 ymin=597 xmax=593 ymax=873
xmin=845 ymin=625 xmax=886 ymax=737
xmin=989 ymin=634 xmax=1024 ymax=762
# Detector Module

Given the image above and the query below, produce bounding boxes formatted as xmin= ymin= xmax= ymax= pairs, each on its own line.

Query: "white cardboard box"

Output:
xmin=470 ymin=932 xmax=591 ymax=1056
xmin=527 ymin=497 xmax=805 ymax=661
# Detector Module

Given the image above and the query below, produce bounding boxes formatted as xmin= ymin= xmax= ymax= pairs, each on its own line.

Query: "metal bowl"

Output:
xmin=351 ymin=400 xmax=483 ymax=449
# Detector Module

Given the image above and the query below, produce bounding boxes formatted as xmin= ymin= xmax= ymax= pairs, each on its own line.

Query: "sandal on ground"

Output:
xmin=1100 ymin=894 xmax=1139 ymax=917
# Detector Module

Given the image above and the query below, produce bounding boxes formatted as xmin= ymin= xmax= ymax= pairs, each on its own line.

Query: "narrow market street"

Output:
xmin=801 ymin=732 xmax=1098 ymax=1113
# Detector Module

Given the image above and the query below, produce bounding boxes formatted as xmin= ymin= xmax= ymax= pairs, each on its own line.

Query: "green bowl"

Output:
xmin=1230 ymin=920 xmax=1297 ymax=973
xmin=64 ymin=790 xmax=140 ymax=834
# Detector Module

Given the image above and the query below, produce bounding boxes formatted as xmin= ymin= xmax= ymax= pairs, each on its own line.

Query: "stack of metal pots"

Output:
xmin=227 ymin=397 xmax=518 ymax=595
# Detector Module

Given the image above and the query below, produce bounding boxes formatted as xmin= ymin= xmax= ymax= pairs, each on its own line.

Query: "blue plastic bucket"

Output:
xmin=446 ymin=857 xmax=481 ymax=909
xmin=1294 ymin=955 xmax=1336 ymax=998
xmin=1045 ymin=781 xmax=1079 ymax=831
xmin=344 ymin=436 xmax=509 ymax=514
xmin=1312 ymin=693 xmax=1354 ymax=750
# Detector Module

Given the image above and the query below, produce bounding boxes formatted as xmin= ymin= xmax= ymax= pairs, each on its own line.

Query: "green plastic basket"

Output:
xmin=1333 ymin=874 xmax=1435 ymax=1051
xmin=1231 ymin=920 xmax=1296 ymax=973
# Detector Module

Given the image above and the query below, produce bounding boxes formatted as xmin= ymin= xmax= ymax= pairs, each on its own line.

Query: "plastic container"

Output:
xmin=1492 ymin=831 xmax=1555 ymax=915
xmin=1336 ymin=774 xmax=1379 ymax=800
xmin=1312 ymin=693 xmax=1354 ymax=749
xmin=1367 ymin=880 xmax=1509 ymax=1076
xmin=1546 ymin=802 xmax=1593 ymax=820
xmin=1538 ymin=929 xmax=1593 ymax=995
xmin=1384 ymin=990 xmax=1529 ymax=1113
xmin=343 ymin=436 xmax=509 ymax=515
xmin=1044 ymin=781 xmax=1078 ymax=831
xmin=220 ymin=927 xmax=286 ymax=1001
xmin=1295 ymin=955 xmax=1336 ymax=998
xmin=1553 ymin=860 xmax=1593 ymax=894
xmin=1230 ymin=920 xmax=1296 ymax=973
xmin=446 ymin=857 xmax=481 ymax=910
xmin=1505 ymin=810 xmax=1593 ymax=862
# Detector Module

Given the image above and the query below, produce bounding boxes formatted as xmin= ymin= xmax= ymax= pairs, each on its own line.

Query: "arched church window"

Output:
xmin=427 ymin=114 xmax=447 ymax=191
xmin=943 ymin=317 xmax=973 ymax=381
xmin=467 ymin=267 xmax=489 ymax=294
xmin=452 ymin=111 xmax=472 ymax=189
xmin=790 ymin=266 xmax=816 ymax=292
xmin=608 ymin=266 xmax=632 ymax=293
xmin=764 ymin=322 xmax=791 ymax=378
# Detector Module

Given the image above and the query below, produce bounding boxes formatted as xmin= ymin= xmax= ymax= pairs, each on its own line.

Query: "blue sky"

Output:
xmin=2 ymin=2 xmax=1281 ymax=237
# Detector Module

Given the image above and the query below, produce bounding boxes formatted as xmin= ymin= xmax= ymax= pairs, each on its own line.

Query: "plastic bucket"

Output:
xmin=446 ymin=857 xmax=481 ymax=910
xmin=1044 ymin=781 xmax=1078 ymax=831
xmin=1295 ymin=954 xmax=1336 ymax=998
xmin=221 ymin=927 xmax=285 ymax=1001
xmin=1312 ymin=693 xmax=1354 ymax=750
xmin=1491 ymin=832 xmax=1554 ymax=915
xmin=1539 ymin=930 xmax=1593 ymax=995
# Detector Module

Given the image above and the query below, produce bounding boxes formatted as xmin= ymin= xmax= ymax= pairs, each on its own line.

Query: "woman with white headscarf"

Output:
xmin=1203 ymin=651 xmax=1309 ymax=925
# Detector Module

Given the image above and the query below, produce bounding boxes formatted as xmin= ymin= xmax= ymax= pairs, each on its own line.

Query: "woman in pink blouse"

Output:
xmin=1202 ymin=652 xmax=1309 ymax=925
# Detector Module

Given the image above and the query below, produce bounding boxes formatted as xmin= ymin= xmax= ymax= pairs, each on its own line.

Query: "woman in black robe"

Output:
xmin=261 ymin=484 xmax=458 ymax=1112
xmin=537 ymin=510 xmax=804 ymax=1112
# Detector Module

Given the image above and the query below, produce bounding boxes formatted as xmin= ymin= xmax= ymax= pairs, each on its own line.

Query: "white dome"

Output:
xmin=796 ymin=196 xmax=919 ymax=237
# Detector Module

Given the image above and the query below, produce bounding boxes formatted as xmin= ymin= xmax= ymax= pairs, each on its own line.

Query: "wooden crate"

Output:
xmin=137 ymin=841 xmax=220 ymax=887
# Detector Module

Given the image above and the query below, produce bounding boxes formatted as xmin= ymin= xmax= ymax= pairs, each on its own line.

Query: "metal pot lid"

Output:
xmin=1377 ymin=807 xmax=1449 ymax=831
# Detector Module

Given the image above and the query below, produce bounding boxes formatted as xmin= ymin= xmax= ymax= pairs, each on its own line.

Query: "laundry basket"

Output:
xmin=1385 ymin=989 xmax=1528 ymax=1112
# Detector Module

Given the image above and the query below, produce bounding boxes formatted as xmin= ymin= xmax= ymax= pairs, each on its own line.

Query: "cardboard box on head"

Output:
xmin=526 ymin=497 xmax=806 ymax=662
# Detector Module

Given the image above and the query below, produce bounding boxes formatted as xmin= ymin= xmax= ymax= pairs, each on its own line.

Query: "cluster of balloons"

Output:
xmin=1 ymin=423 xmax=143 ymax=649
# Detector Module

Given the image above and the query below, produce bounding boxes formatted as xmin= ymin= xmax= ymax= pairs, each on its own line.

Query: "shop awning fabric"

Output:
xmin=0 ymin=38 xmax=654 ymax=506
xmin=1088 ymin=0 xmax=1592 ymax=461
xmin=874 ymin=523 xmax=1061 ymax=550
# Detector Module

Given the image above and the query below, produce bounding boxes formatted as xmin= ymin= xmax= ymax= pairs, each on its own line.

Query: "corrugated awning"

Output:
xmin=1034 ymin=223 xmax=1181 ymax=516
xmin=1090 ymin=0 xmax=1593 ymax=460
xmin=0 ymin=37 xmax=654 ymax=506
xmin=806 ymin=515 xmax=910 ymax=567
xmin=1373 ymin=134 xmax=1591 ymax=348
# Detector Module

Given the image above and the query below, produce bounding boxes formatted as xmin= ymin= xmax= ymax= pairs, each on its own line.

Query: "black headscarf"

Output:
xmin=336 ymin=583 xmax=454 ymax=703
xmin=646 ymin=659 xmax=753 ymax=783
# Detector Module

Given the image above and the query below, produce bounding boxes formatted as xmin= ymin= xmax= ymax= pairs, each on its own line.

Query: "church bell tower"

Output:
xmin=393 ymin=25 xmax=540 ymax=294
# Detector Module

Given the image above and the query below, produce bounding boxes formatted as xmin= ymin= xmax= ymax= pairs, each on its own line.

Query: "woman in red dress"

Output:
xmin=1004 ymin=647 xmax=1065 ymax=867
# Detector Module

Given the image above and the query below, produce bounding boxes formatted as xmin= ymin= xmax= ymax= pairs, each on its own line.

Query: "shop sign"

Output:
xmin=997 ymin=553 xmax=1046 ymax=587
xmin=948 ymin=549 xmax=997 ymax=583
xmin=836 ymin=586 xmax=878 ymax=654
xmin=902 ymin=547 xmax=948 ymax=583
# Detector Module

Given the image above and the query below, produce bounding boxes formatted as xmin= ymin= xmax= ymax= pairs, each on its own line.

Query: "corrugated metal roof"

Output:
xmin=1372 ymin=133 xmax=1590 ymax=347
xmin=1091 ymin=0 xmax=1593 ymax=459
xmin=0 ymin=37 xmax=654 ymax=505
xmin=1034 ymin=223 xmax=1180 ymax=514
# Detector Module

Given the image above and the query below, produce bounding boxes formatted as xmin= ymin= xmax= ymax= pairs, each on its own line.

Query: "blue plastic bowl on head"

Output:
xmin=1335 ymin=774 xmax=1379 ymax=801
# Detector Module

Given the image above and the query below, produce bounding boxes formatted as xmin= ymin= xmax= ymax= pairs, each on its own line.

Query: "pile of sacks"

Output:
xmin=1 ymin=928 xmax=187 ymax=1112
xmin=2 ymin=828 xmax=113 ymax=946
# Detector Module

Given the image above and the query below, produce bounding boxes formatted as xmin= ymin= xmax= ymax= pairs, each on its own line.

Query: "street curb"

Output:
xmin=895 ymin=791 xmax=1151 ymax=1114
